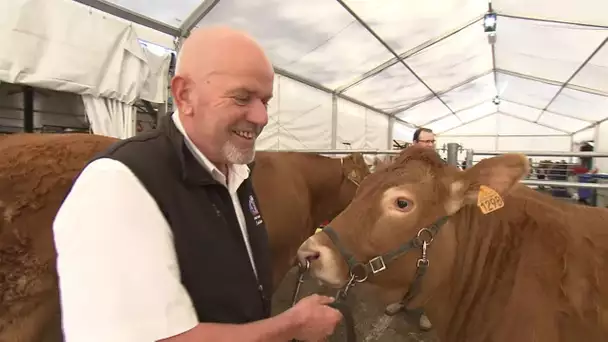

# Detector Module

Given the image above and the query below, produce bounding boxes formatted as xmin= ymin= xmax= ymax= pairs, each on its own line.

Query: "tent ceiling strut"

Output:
xmin=334 ymin=0 xmax=459 ymax=120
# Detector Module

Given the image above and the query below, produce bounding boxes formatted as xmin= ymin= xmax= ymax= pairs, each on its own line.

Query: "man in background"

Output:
xmin=413 ymin=127 xmax=436 ymax=148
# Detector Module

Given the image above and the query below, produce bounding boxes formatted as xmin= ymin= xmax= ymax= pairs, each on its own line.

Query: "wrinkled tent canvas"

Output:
xmin=4 ymin=0 xmax=608 ymax=154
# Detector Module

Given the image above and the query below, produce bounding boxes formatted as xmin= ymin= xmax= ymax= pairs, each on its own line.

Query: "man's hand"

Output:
xmin=287 ymin=294 xmax=343 ymax=341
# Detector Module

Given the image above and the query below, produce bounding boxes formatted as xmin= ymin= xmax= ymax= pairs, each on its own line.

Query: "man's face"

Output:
xmin=416 ymin=130 xmax=435 ymax=148
xmin=189 ymin=68 xmax=274 ymax=165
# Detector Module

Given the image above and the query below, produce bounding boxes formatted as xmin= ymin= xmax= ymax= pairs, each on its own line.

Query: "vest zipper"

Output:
xmin=258 ymin=283 xmax=270 ymax=316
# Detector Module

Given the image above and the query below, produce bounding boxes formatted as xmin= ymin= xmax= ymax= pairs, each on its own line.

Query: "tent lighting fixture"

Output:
xmin=484 ymin=12 xmax=497 ymax=33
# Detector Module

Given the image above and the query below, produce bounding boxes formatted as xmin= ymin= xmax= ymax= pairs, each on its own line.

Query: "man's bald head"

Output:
xmin=175 ymin=26 xmax=273 ymax=80
xmin=170 ymin=26 xmax=274 ymax=170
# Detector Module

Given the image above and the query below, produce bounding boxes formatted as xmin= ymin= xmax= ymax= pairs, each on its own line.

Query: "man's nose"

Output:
xmin=248 ymin=99 xmax=268 ymax=127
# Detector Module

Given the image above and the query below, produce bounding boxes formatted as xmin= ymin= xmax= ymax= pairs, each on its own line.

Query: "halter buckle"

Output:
xmin=368 ymin=256 xmax=387 ymax=274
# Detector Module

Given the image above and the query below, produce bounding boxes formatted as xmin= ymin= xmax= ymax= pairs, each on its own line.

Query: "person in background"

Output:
xmin=53 ymin=26 xmax=342 ymax=342
xmin=572 ymin=142 xmax=599 ymax=205
xmin=383 ymin=127 xmax=435 ymax=331
xmin=412 ymin=127 xmax=436 ymax=148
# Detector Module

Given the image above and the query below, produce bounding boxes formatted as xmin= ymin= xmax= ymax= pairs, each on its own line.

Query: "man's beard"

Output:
xmin=222 ymin=139 xmax=256 ymax=165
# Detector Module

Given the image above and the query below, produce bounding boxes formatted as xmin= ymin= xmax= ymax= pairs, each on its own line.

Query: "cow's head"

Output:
xmin=297 ymin=145 xmax=529 ymax=297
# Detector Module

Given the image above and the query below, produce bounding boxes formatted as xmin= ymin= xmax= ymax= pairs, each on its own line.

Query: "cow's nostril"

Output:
xmin=297 ymin=248 xmax=321 ymax=267
xmin=307 ymin=252 xmax=320 ymax=261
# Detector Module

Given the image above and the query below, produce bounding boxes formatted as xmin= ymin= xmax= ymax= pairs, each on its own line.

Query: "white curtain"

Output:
xmin=0 ymin=0 xmax=172 ymax=104
xmin=82 ymin=95 xmax=136 ymax=139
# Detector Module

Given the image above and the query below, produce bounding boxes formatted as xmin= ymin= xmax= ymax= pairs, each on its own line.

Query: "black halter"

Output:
xmin=322 ymin=216 xmax=449 ymax=309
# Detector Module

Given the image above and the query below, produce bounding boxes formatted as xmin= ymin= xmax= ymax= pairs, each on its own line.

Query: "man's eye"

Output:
xmin=233 ymin=96 xmax=250 ymax=105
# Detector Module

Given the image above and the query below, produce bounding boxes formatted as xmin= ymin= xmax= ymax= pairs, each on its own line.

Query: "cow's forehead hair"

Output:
xmin=358 ymin=146 xmax=448 ymax=193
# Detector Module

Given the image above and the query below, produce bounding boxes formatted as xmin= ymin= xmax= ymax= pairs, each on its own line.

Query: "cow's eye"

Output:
xmin=395 ymin=198 xmax=410 ymax=210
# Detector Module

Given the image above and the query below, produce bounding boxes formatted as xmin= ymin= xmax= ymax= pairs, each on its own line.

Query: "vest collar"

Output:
xmin=158 ymin=113 xmax=217 ymax=185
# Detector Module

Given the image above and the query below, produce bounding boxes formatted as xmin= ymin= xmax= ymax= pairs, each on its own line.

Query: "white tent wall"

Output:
xmin=595 ymin=121 xmax=608 ymax=173
xmin=392 ymin=121 xmax=416 ymax=143
xmin=257 ymin=75 xmax=391 ymax=155
xmin=257 ymin=75 xmax=333 ymax=150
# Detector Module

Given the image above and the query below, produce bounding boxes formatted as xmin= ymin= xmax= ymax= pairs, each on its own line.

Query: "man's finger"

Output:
xmin=315 ymin=295 xmax=335 ymax=304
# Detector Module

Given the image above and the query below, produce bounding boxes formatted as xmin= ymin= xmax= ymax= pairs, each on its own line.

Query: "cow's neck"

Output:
xmin=421 ymin=193 xmax=593 ymax=341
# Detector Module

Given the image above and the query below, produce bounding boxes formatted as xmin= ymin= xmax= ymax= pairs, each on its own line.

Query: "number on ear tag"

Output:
xmin=477 ymin=185 xmax=504 ymax=214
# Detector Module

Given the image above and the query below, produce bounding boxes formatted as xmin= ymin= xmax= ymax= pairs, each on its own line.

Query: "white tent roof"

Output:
xmin=78 ymin=0 xmax=608 ymax=135
xmin=78 ymin=0 xmax=608 ymax=139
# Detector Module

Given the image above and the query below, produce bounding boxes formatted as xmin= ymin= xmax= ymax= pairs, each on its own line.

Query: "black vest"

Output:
xmin=85 ymin=114 xmax=273 ymax=324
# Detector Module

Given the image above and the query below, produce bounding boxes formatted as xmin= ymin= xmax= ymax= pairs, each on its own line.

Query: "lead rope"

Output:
xmin=290 ymin=261 xmax=357 ymax=342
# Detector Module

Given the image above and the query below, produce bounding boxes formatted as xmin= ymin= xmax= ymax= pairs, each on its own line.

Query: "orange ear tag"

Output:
xmin=477 ymin=185 xmax=504 ymax=214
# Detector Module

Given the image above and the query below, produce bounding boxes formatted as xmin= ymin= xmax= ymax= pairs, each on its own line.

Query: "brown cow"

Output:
xmin=0 ymin=133 xmax=370 ymax=342
xmin=297 ymin=145 xmax=608 ymax=342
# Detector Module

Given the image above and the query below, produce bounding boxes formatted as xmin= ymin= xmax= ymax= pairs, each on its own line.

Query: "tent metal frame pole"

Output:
xmin=520 ymin=180 xmax=608 ymax=190
xmin=498 ymin=14 xmax=608 ymax=30
xmin=535 ymin=37 xmax=608 ymax=124
xmin=441 ymin=134 xmax=571 ymax=138
xmin=473 ymin=151 xmax=608 ymax=158
xmin=179 ymin=0 xmax=220 ymax=36
xmin=499 ymin=99 xmax=596 ymax=123
xmin=72 ymin=0 xmax=180 ymax=36
xmin=391 ymin=70 xmax=494 ymax=114
xmin=334 ymin=0 xmax=458 ymax=119
xmin=335 ymin=15 xmax=483 ymax=94
xmin=258 ymin=149 xmax=403 ymax=155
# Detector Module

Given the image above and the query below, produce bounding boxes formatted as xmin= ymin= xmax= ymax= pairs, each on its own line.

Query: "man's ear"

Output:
xmin=170 ymin=75 xmax=194 ymax=115
xmin=444 ymin=153 xmax=530 ymax=215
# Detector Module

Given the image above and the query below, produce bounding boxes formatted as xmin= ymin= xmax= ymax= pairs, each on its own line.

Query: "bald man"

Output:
xmin=53 ymin=27 xmax=342 ymax=342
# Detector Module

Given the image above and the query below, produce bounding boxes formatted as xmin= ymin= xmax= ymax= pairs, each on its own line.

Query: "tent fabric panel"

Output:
xmin=493 ymin=0 xmax=608 ymax=27
xmin=426 ymin=114 xmax=463 ymax=133
xmin=395 ymin=98 xmax=451 ymax=125
xmin=495 ymin=72 xmax=561 ymax=109
xmin=570 ymin=43 xmax=608 ymax=94
xmin=336 ymin=98 xmax=367 ymax=149
xmin=342 ymin=62 xmax=433 ymax=112
xmin=440 ymin=114 xmax=498 ymax=135
xmin=365 ymin=109 xmax=390 ymax=150
xmin=496 ymin=113 xmax=565 ymax=135
xmin=403 ymin=19 xmax=493 ymax=93
xmin=497 ymin=100 xmax=543 ymax=121
xmin=494 ymin=16 xmax=608 ymax=83
xmin=258 ymin=75 xmax=333 ymax=149
xmin=536 ymin=111 xmax=592 ymax=133
xmin=440 ymin=73 xmax=496 ymax=112
xmin=342 ymin=0 xmax=486 ymax=55
xmin=103 ymin=0 xmax=200 ymax=28
xmin=572 ymin=128 xmax=596 ymax=143
xmin=548 ymin=88 xmax=608 ymax=122
xmin=440 ymin=113 xmax=566 ymax=136
xmin=392 ymin=121 xmax=416 ymax=143
xmin=0 ymin=0 xmax=166 ymax=104
xmin=256 ymin=74 xmax=281 ymax=149
xmin=197 ymin=0 xmax=394 ymax=89
xmin=496 ymin=135 xmax=571 ymax=154
xmin=455 ymin=101 xmax=497 ymax=123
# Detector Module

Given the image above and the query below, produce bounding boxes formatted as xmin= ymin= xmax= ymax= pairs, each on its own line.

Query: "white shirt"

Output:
xmin=53 ymin=112 xmax=257 ymax=342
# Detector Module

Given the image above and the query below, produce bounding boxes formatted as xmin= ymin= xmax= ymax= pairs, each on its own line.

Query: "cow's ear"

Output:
xmin=445 ymin=154 xmax=529 ymax=215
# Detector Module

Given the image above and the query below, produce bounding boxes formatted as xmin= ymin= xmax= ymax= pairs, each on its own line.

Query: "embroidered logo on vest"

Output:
xmin=248 ymin=195 xmax=263 ymax=225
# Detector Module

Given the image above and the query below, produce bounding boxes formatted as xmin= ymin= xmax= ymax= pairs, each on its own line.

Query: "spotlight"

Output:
xmin=484 ymin=12 xmax=497 ymax=33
